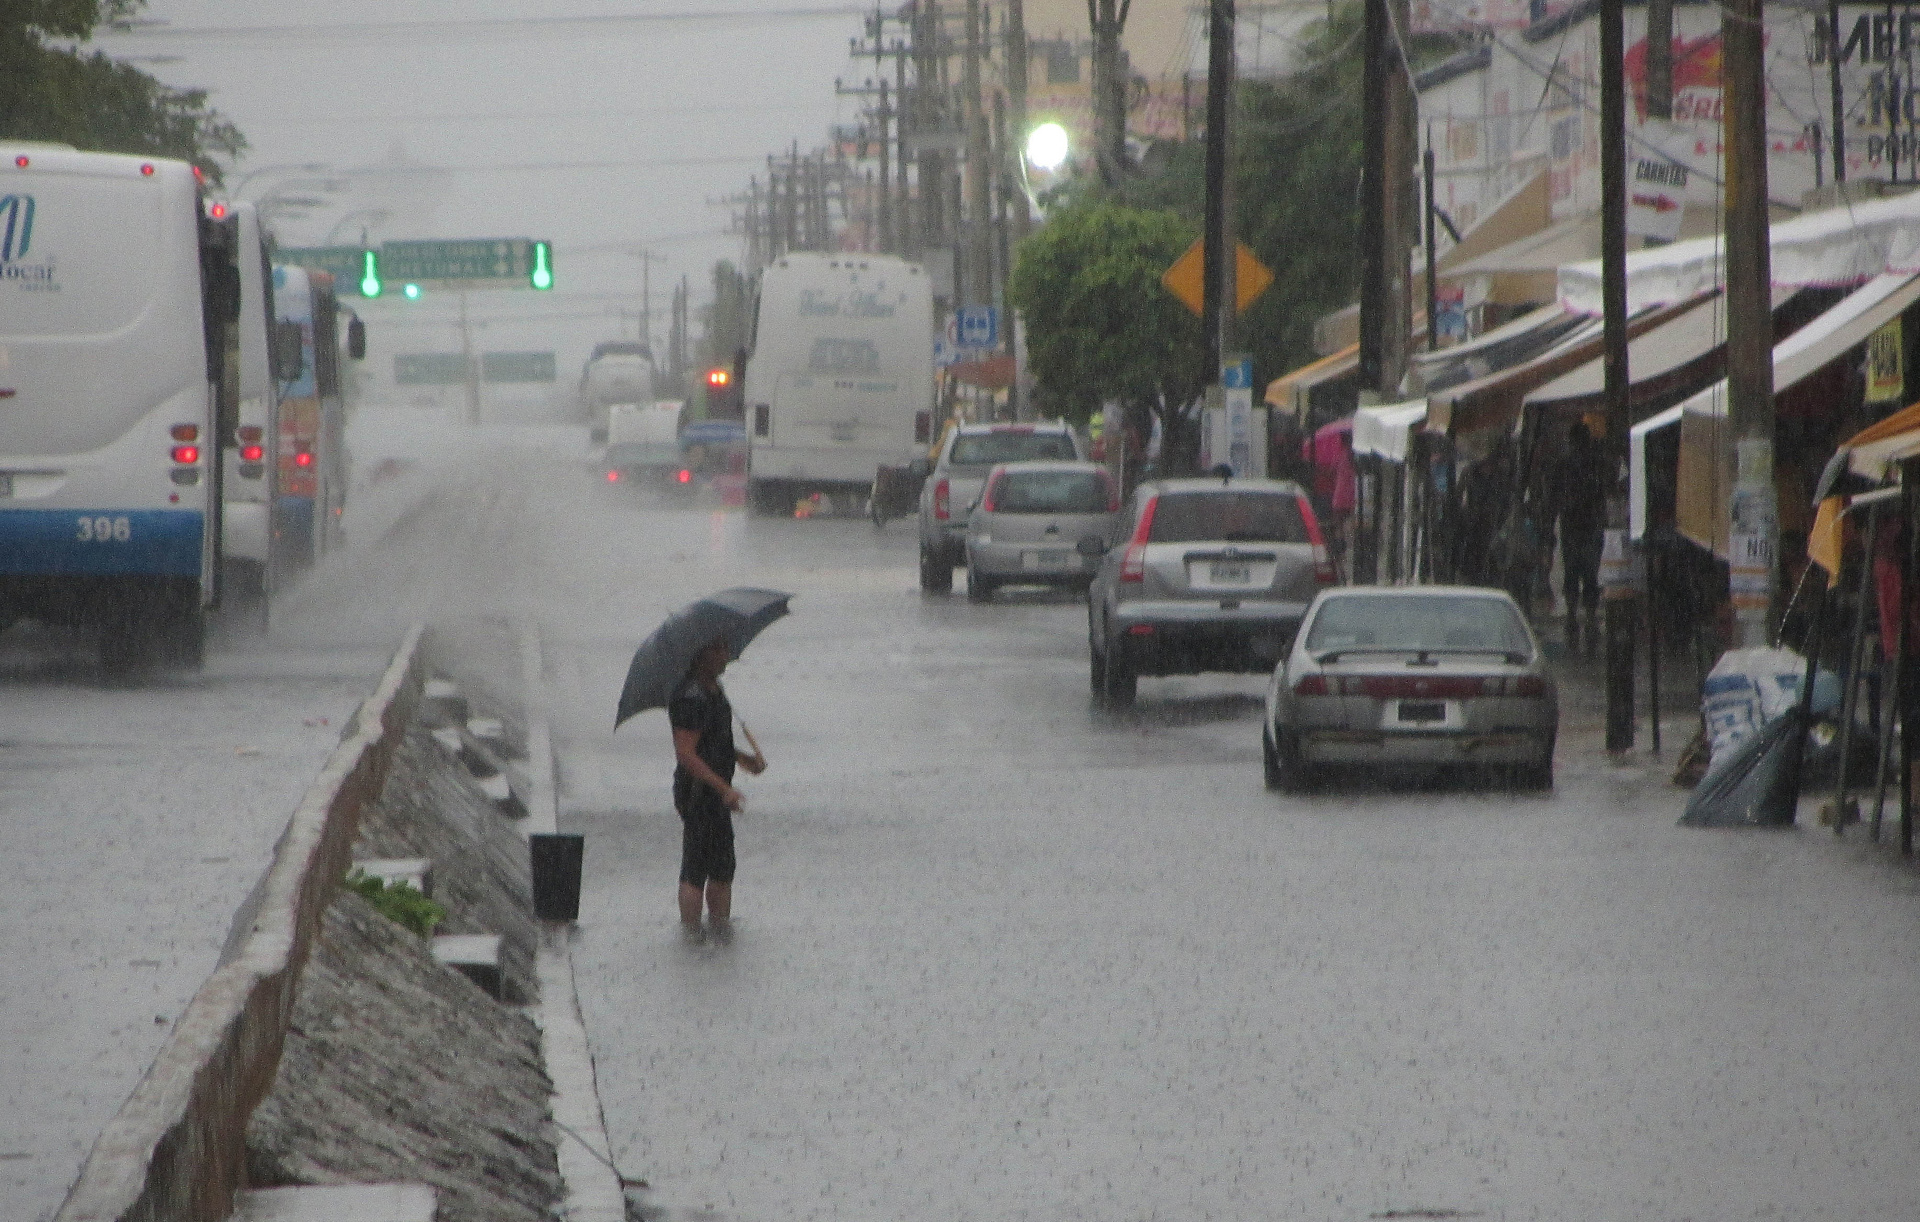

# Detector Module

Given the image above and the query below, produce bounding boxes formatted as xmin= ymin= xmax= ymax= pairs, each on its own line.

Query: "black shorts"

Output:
xmin=678 ymin=804 xmax=736 ymax=887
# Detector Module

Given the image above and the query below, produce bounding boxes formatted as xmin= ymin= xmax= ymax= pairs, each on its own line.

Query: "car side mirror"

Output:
xmin=1076 ymin=535 xmax=1108 ymax=559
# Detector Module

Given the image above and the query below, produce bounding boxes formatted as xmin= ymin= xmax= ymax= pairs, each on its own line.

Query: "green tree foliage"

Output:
xmin=1 ymin=1 xmax=246 ymax=182
xmin=1006 ymin=199 xmax=1202 ymax=436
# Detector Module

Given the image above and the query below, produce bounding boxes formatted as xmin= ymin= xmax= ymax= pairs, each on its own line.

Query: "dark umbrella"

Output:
xmin=615 ymin=587 xmax=793 ymax=726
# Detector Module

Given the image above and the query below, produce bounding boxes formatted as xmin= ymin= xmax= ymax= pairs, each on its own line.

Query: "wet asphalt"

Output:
xmin=9 ymin=428 xmax=1920 ymax=1221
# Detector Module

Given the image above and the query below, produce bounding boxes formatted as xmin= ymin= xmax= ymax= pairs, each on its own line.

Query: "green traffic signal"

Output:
xmin=530 ymin=240 xmax=553 ymax=290
xmin=403 ymin=283 xmax=421 ymax=300
xmin=358 ymin=249 xmax=382 ymax=298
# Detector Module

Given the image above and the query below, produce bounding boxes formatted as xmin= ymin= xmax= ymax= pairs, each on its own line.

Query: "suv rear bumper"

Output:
xmin=1109 ymin=600 xmax=1306 ymax=675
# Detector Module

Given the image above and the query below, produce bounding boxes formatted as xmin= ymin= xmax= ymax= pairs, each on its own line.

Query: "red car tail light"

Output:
xmin=1294 ymin=675 xmax=1329 ymax=696
xmin=677 ymin=468 xmax=692 ymax=484
xmin=932 ymin=477 xmax=950 ymax=520
xmin=607 ymin=470 xmax=620 ymax=482
xmin=1119 ymin=495 xmax=1158 ymax=583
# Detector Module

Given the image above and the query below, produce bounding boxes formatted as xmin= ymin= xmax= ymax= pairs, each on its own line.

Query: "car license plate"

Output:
xmin=1398 ymin=700 xmax=1447 ymax=723
xmin=1022 ymin=548 xmax=1069 ymax=570
xmin=1209 ymin=560 xmax=1251 ymax=583
xmin=0 ymin=473 xmax=11 ymax=498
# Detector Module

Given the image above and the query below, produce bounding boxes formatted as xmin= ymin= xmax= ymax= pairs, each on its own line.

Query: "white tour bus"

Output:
xmin=0 ymin=144 xmax=238 ymax=669
xmin=220 ymin=200 xmax=278 ymax=609
xmin=743 ymin=252 xmax=933 ymax=516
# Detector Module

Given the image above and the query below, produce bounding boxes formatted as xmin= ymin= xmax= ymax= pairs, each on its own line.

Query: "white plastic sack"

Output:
xmin=1701 ymin=647 xmax=1806 ymax=775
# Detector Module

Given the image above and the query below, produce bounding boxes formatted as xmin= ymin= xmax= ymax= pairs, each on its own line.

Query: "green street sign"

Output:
xmin=381 ymin=238 xmax=541 ymax=288
xmin=278 ymin=246 xmax=365 ymax=289
xmin=394 ymin=353 xmax=471 ymax=385
xmin=481 ymin=351 xmax=557 ymax=383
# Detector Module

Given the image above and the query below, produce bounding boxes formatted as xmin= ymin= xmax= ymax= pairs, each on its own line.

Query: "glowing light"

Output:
xmin=294 ymin=452 xmax=313 ymax=467
xmin=170 ymin=445 xmax=199 ymax=464
xmin=529 ymin=241 xmax=553 ymax=290
xmin=140 ymin=163 xmax=155 ymax=176
xmin=607 ymin=470 xmax=620 ymax=482
xmin=677 ymin=468 xmax=692 ymax=484
xmin=1024 ymin=122 xmax=1070 ymax=171
xmin=241 ymin=445 xmax=264 ymax=462
xmin=402 ymin=283 xmax=421 ymax=300
xmin=706 ymin=368 xmax=730 ymax=387
xmin=13 ymin=155 xmax=27 ymax=168
xmin=358 ymin=250 xmax=382 ymax=298
xmin=209 ymin=202 xmax=228 ymax=220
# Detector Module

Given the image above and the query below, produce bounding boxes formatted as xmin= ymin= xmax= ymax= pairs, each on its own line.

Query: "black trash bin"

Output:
xmin=529 ymin=833 xmax=585 ymax=921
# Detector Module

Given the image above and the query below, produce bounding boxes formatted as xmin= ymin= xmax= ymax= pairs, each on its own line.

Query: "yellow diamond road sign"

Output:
xmin=1161 ymin=238 xmax=1275 ymax=317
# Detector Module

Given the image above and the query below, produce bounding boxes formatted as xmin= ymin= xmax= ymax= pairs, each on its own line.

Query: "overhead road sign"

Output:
xmin=379 ymin=238 xmax=551 ymax=290
xmin=279 ymin=246 xmax=368 ymax=291
xmin=1161 ymin=239 xmax=1275 ymax=317
xmin=481 ymin=351 xmax=557 ymax=383
xmin=394 ymin=353 xmax=470 ymax=385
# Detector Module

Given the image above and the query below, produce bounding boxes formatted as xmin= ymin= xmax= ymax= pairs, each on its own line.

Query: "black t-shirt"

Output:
xmin=668 ymin=677 xmax=735 ymax=812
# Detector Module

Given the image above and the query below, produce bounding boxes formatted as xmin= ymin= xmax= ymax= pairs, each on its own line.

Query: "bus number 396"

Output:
xmin=76 ymin=516 xmax=132 ymax=542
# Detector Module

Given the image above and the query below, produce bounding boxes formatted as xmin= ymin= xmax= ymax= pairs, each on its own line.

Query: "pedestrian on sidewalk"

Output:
xmin=1554 ymin=420 xmax=1607 ymax=654
xmin=668 ymin=637 xmax=766 ymax=942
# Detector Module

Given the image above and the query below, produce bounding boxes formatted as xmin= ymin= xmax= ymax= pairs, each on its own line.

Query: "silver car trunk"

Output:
xmin=1136 ymin=490 xmax=1319 ymax=603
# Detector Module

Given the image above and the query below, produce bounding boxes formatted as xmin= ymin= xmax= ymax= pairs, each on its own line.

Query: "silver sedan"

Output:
xmin=1263 ymin=585 xmax=1558 ymax=790
xmin=963 ymin=462 xmax=1119 ymax=601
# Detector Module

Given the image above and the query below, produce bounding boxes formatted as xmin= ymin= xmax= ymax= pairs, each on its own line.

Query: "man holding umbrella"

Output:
xmin=669 ymin=637 xmax=765 ymax=938
xmin=616 ymin=587 xmax=791 ymax=942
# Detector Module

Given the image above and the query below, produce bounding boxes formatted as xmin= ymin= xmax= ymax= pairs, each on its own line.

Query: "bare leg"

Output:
xmin=706 ymin=881 xmax=732 ymax=925
xmin=678 ymin=881 xmax=703 ymax=928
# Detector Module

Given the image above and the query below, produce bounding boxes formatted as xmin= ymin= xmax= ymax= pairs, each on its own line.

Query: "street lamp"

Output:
xmin=323 ymin=208 xmax=391 ymax=244
xmin=1024 ymin=122 xmax=1071 ymax=172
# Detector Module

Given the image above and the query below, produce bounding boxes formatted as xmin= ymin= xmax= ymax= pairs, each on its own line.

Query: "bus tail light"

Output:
xmin=240 ymin=445 xmax=264 ymax=462
xmin=294 ymin=452 xmax=313 ymax=468
xmin=170 ymin=423 xmax=199 ymax=442
xmin=606 ymin=470 xmax=620 ymax=482
xmin=237 ymin=425 xmax=263 ymax=443
xmin=170 ymin=445 xmax=199 ymax=465
xmin=677 ymin=468 xmax=693 ymax=484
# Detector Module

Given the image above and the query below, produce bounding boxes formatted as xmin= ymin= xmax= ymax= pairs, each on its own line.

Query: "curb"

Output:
xmin=519 ymin=619 xmax=627 ymax=1222
xmin=56 ymin=624 xmax=430 ymax=1222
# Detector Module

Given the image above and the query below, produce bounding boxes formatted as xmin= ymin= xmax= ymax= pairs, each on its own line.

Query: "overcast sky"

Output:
xmin=92 ymin=0 xmax=874 ymax=372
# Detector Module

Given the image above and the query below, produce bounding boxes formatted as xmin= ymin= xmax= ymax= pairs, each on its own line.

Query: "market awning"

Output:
xmin=1673 ymin=272 xmax=1920 ymax=556
xmin=1628 ymin=403 xmax=1687 ymax=540
xmin=1559 ymin=189 xmax=1920 ymax=315
xmin=1448 ymin=213 xmax=1601 ymax=279
xmin=1352 ymin=401 xmax=1428 ymax=462
xmin=1523 ymin=286 xmax=1799 ymax=413
xmin=1406 ymin=303 xmax=1586 ymax=394
xmin=1427 ymin=294 xmax=1709 ymax=438
xmin=1264 ymin=343 xmax=1358 ymax=415
xmin=1842 ymin=400 xmax=1920 ymax=481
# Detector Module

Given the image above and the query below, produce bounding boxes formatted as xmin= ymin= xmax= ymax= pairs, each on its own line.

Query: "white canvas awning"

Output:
xmin=1628 ymin=403 xmax=1687 ymax=540
xmin=1352 ymin=401 xmax=1428 ymax=462
xmin=1524 ymin=287 xmax=1795 ymax=409
xmin=1559 ymin=189 xmax=1920 ymax=315
xmin=1672 ymin=272 xmax=1920 ymax=555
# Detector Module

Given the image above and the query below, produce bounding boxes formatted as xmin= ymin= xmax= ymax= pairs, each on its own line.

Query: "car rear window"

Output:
xmin=991 ymin=469 xmax=1109 ymax=514
xmin=1305 ymin=594 xmax=1533 ymax=656
xmin=1147 ymin=491 xmax=1307 ymax=544
xmin=949 ymin=431 xmax=1076 ymax=466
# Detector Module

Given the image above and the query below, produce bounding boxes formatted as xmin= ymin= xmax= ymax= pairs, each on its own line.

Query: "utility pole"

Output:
xmin=965 ymin=0 xmax=992 ymax=304
xmin=1199 ymin=0 xmax=1235 ymax=473
xmin=1645 ymin=0 xmax=1672 ymax=121
xmin=1089 ymin=0 xmax=1132 ymax=180
xmin=1358 ymin=0 xmax=1413 ymax=396
xmin=1005 ymin=0 xmax=1031 ymax=243
xmin=1724 ymin=0 xmax=1776 ymax=646
xmin=1600 ymin=0 xmax=1635 ymax=751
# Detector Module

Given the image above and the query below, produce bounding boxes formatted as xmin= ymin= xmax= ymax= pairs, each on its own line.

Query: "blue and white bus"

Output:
xmin=0 ymin=144 xmax=238 ymax=669
xmin=270 ymin=265 xmax=348 ymax=569
xmin=220 ymin=200 xmax=279 ymax=611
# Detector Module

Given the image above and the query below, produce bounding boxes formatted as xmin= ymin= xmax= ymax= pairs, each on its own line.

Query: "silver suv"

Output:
xmin=917 ymin=422 xmax=1082 ymax=593
xmin=1086 ymin=476 xmax=1335 ymax=703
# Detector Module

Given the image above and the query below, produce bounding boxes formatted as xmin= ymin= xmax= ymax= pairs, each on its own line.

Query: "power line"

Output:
xmin=333 ymin=154 xmax=764 ymax=174
xmin=95 ymin=7 xmax=866 ymax=43
xmin=243 ymin=101 xmax=794 ymax=128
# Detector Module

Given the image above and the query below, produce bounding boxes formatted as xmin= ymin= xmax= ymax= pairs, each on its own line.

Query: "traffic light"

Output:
xmin=402 ymin=283 xmax=421 ymax=300
xmin=529 ymin=240 xmax=553 ymax=290
xmin=358 ymin=249 xmax=382 ymax=298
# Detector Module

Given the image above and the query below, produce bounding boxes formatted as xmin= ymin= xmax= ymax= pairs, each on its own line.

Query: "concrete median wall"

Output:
xmin=55 ymin=625 xmax=430 ymax=1222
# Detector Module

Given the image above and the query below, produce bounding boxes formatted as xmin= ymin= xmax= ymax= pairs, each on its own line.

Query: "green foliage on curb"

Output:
xmin=345 ymin=871 xmax=447 ymax=939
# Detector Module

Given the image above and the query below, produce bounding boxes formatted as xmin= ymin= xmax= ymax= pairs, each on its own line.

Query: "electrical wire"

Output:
xmin=95 ymin=7 xmax=868 ymax=42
